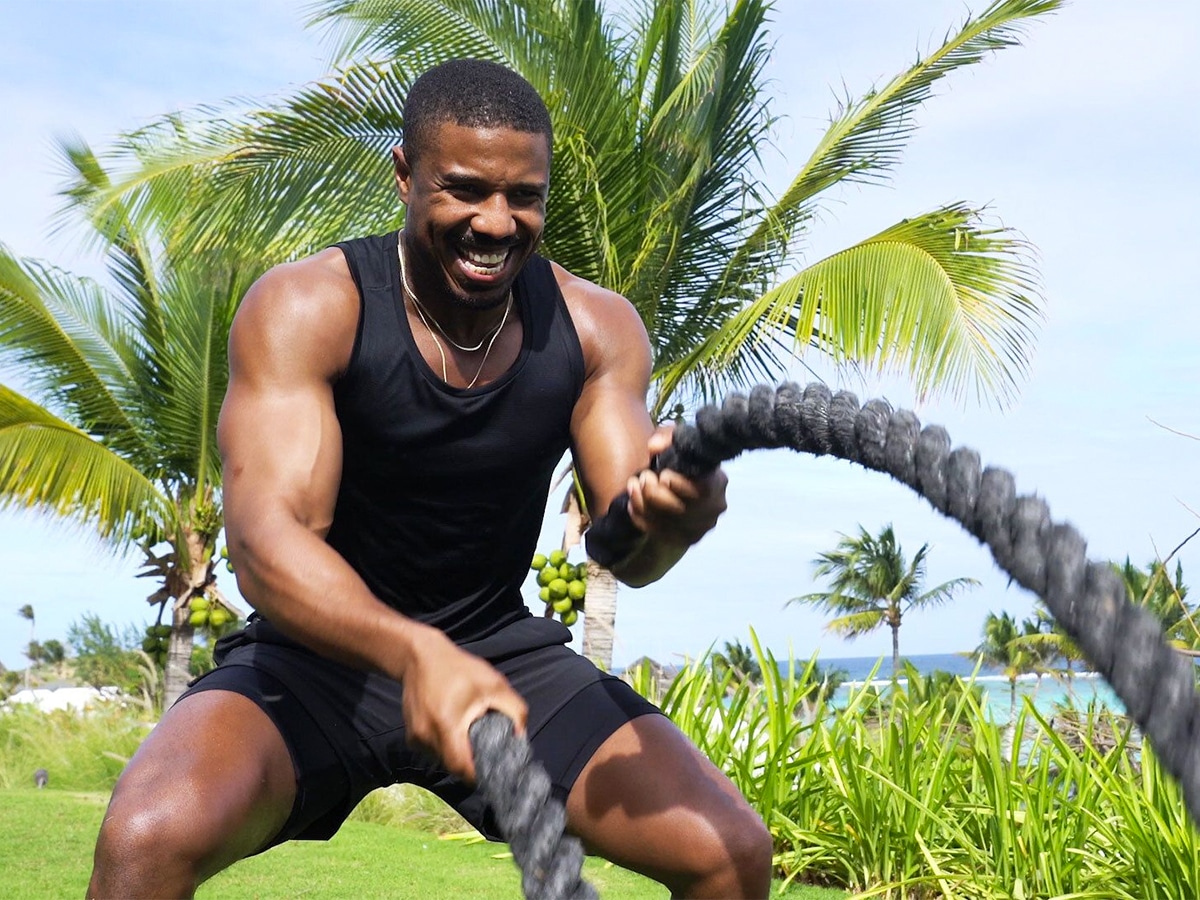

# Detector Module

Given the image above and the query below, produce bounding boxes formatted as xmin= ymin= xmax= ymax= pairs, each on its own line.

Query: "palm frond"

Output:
xmin=54 ymin=113 xmax=245 ymax=257
xmin=150 ymin=254 xmax=251 ymax=492
xmin=765 ymin=0 xmax=1063 ymax=223
xmin=0 ymin=248 xmax=156 ymax=461
xmin=825 ymin=609 xmax=886 ymax=639
xmin=909 ymin=576 xmax=981 ymax=610
xmin=655 ymin=203 xmax=1042 ymax=410
xmin=0 ymin=384 xmax=171 ymax=545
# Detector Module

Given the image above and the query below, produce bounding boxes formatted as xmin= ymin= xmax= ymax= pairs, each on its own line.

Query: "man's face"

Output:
xmin=394 ymin=121 xmax=550 ymax=311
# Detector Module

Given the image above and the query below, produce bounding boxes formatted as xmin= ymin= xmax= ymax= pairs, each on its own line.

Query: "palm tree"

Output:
xmin=1116 ymin=557 xmax=1197 ymax=651
xmin=1010 ymin=614 xmax=1057 ymax=705
xmin=789 ymin=524 xmax=978 ymax=674
xmin=0 ymin=142 xmax=253 ymax=707
xmin=56 ymin=0 xmax=1056 ymax=671
xmin=712 ymin=638 xmax=763 ymax=685
xmin=1014 ymin=603 xmax=1087 ymax=703
xmin=17 ymin=604 xmax=34 ymax=689
xmin=972 ymin=610 xmax=1040 ymax=721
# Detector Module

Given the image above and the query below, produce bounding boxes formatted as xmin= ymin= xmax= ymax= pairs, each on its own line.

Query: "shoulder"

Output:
xmin=232 ymin=246 xmax=360 ymax=383
xmin=550 ymin=261 xmax=650 ymax=381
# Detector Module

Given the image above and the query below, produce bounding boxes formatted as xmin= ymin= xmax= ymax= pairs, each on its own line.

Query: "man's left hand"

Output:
xmin=623 ymin=425 xmax=727 ymax=548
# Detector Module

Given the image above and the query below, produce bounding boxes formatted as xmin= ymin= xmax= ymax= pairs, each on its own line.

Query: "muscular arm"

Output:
xmin=560 ymin=267 xmax=727 ymax=587
xmin=219 ymin=252 xmax=525 ymax=778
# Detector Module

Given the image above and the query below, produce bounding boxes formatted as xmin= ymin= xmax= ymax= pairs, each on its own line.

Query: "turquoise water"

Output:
xmin=812 ymin=653 xmax=1125 ymax=722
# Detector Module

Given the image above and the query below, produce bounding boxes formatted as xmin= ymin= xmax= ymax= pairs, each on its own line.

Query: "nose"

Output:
xmin=471 ymin=193 xmax=517 ymax=242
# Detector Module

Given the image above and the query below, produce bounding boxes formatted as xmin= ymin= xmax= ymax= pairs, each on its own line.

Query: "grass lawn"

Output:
xmin=2 ymin=789 xmax=846 ymax=898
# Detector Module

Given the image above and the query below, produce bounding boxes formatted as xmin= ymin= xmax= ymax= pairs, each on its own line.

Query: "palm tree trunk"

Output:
xmin=162 ymin=524 xmax=215 ymax=709
xmin=559 ymin=479 xmax=620 ymax=672
xmin=164 ymin=605 xmax=196 ymax=709
xmin=891 ymin=624 xmax=901 ymax=679
xmin=24 ymin=619 xmax=34 ymax=691
xmin=581 ymin=560 xmax=617 ymax=671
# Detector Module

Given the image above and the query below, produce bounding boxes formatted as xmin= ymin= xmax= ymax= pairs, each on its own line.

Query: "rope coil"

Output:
xmin=469 ymin=712 xmax=598 ymax=899
xmin=587 ymin=381 xmax=1200 ymax=828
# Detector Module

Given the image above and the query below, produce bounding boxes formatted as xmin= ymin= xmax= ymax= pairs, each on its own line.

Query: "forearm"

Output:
xmin=608 ymin=533 xmax=691 ymax=588
xmin=228 ymin=519 xmax=438 ymax=681
xmin=599 ymin=462 xmax=728 ymax=587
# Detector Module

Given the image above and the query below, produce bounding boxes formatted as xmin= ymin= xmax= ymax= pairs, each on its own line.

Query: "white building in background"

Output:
xmin=3 ymin=685 xmax=121 ymax=712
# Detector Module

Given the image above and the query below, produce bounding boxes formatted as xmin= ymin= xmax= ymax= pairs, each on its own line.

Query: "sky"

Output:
xmin=0 ymin=0 xmax=1197 ymax=673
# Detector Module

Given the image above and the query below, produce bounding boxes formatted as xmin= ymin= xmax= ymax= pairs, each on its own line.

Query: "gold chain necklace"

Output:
xmin=398 ymin=241 xmax=509 ymax=352
xmin=398 ymin=241 xmax=513 ymax=389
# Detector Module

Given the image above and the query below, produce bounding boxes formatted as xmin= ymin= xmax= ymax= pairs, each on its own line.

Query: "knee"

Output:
xmin=719 ymin=809 xmax=774 ymax=894
xmin=91 ymin=773 xmax=205 ymax=894
xmin=675 ymin=805 xmax=774 ymax=898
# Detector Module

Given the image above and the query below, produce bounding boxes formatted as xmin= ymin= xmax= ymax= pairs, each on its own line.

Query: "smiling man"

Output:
xmin=87 ymin=59 xmax=771 ymax=899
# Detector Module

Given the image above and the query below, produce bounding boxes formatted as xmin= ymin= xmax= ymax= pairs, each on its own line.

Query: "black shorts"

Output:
xmin=180 ymin=614 xmax=661 ymax=849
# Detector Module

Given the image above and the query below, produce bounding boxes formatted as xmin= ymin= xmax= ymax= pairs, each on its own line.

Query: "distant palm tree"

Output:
xmin=897 ymin=661 xmax=984 ymax=708
xmin=1013 ymin=604 xmax=1086 ymax=703
xmin=17 ymin=604 xmax=34 ymax=689
xmin=972 ymin=610 xmax=1041 ymax=720
xmin=38 ymin=639 xmax=68 ymax=679
xmin=712 ymin=639 xmax=763 ymax=685
xmin=789 ymin=524 xmax=978 ymax=674
xmin=1011 ymin=614 xmax=1057 ymax=704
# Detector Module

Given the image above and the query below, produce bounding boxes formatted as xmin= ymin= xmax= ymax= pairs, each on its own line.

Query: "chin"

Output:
xmin=449 ymin=287 xmax=512 ymax=312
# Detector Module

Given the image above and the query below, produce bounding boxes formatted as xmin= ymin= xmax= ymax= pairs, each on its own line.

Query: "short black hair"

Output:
xmin=402 ymin=59 xmax=552 ymax=168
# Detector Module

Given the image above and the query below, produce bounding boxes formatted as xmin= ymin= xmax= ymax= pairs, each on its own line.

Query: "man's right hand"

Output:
xmin=398 ymin=626 xmax=528 ymax=783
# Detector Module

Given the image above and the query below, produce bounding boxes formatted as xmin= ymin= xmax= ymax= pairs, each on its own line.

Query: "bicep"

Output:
xmin=218 ymin=376 xmax=342 ymax=540
xmin=218 ymin=271 xmax=350 ymax=545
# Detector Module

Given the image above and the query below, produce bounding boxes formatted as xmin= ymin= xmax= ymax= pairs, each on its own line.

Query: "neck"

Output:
xmin=398 ymin=239 xmax=511 ymax=347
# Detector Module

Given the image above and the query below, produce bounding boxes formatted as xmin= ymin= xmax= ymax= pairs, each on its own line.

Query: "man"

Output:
xmin=88 ymin=59 xmax=772 ymax=899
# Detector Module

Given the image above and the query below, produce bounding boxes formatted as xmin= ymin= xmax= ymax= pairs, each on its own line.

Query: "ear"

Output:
xmin=392 ymin=146 xmax=412 ymax=204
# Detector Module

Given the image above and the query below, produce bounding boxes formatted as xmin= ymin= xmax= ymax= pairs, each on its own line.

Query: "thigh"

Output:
xmin=565 ymin=714 xmax=760 ymax=885
xmin=103 ymin=688 xmax=298 ymax=880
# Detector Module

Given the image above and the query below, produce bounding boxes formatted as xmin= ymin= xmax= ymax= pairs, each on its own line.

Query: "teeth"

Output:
xmin=462 ymin=248 xmax=507 ymax=271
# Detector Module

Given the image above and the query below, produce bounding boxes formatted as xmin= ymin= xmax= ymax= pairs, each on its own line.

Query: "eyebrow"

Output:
xmin=441 ymin=171 xmax=548 ymax=194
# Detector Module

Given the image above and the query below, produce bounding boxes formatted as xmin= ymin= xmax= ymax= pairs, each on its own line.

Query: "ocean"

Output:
xmin=810 ymin=652 xmax=1124 ymax=722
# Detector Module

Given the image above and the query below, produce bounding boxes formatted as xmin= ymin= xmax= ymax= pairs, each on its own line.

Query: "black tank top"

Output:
xmin=326 ymin=231 xmax=585 ymax=643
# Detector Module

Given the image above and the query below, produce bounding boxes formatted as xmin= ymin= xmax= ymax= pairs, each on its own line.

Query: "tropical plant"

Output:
xmin=1015 ymin=602 xmax=1088 ymax=703
xmin=0 ymin=143 xmax=252 ymax=706
xmin=66 ymin=614 xmax=144 ymax=695
xmin=60 ymin=0 xmax=1055 ymax=671
xmin=642 ymin=643 xmax=1196 ymax=898
xmin=789 ymin=523 xmax=978 ymax=674
xmin=711 ymin=638 xmax=764 ymax=685
xmin=35 ymin=638 xmax=68 ymax=679
xmin=896 ymin=660 xmax=985 ymax=709
xmin=972 ymin=610 xmax=1043 ymax=721
xmin=1116 ymin=557 xmax=1198 ymax=651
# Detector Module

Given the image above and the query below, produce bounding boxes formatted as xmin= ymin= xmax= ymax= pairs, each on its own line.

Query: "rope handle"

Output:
xmin=469 ymin=711 xmax=598 ymax=899
xmin=584 ymin=449 xmax=692 ymax=569
xmin=585 ymin=382 xmax=1200 ymax=829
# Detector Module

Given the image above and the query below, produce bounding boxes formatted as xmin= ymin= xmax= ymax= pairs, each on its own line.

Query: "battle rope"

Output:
xmin=469 ymin=712 xmax=598 ymax=899
xmin=586 ymin=381 xmax=1200 ymax=829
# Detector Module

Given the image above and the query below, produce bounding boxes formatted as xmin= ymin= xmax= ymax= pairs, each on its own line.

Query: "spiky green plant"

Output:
xmin=639 ymin=639 xmax=1198 ymax=897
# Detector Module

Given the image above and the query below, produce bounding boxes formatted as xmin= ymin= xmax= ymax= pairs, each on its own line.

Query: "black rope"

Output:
xmin=469 ymin=712 xmax=598 ymax=899
xmin=587 ymin=382 xmax=1200 ymax=829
